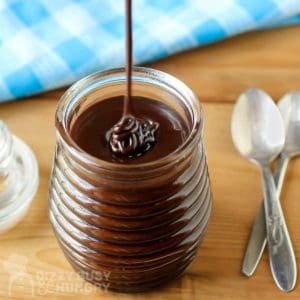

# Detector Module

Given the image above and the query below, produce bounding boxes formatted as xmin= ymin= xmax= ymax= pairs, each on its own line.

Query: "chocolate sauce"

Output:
xmin=51 ymin=89 xmax=212 ymax=292
xmin=107 ymin=0 xmax=159 ymax=158
xmin=71 ymin=96 xmax=188 ymax=163
xmin=50 ymin=0 xmax=212 ymax=293
xmin=51 ymin=68 xmax=213 ymax=293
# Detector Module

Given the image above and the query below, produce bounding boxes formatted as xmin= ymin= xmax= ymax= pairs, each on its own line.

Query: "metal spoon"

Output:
xmin=231 ymin=88 xmax=296 ymax=292
xmin=242 ymin=91 xmax=300 ymax=284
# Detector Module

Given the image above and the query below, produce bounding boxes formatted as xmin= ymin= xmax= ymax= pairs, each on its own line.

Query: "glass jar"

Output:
xmin=48 ymin=67 xmax=212 ymax=292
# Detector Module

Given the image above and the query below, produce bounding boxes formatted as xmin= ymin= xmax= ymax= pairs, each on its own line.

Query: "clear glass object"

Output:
xmin=48 ymin=67 xmax=212 ymax=292
xmin=0 ymin=121 xmax=39 ymax=233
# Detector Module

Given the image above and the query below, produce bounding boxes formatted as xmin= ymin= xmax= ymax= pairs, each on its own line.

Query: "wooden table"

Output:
xmin=1 ymin=25 xmax=300 ymax=300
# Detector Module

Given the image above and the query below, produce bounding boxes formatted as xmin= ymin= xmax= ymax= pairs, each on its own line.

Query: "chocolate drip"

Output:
xmin=124 ymin=0 xmax=132 ymax=114
xmin=107 ymin=0 xmax=159 ymax=158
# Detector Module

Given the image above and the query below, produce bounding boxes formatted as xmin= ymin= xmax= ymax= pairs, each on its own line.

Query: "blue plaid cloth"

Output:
xmin=1 ymin=0 xmax=300 ymax=102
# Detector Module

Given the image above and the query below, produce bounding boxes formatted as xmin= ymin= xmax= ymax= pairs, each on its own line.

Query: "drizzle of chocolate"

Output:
xmin=108 ymin=115 xmax=159 ymax=157
xmin=107 ymin=0 xmax=159 ymax=158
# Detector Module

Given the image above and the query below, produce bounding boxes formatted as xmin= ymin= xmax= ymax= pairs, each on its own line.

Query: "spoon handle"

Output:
xmin=242 ymin=154 xmax=289 ymax=276
xmin=261 ymin=165 xmax=296 ymax=292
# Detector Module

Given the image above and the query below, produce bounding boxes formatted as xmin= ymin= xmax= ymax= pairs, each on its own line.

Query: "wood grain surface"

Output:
xmin=1 ymin=25 xmax=300 ymax=299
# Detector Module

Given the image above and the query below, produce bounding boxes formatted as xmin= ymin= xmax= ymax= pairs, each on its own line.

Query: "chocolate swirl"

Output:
xmin=108 ymin=115 xmax=159 ymax=157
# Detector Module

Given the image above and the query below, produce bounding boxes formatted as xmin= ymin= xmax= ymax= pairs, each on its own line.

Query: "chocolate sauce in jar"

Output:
xmin=49 ymin=67 xmax=212 ymax=292
xmin=48 ymin=0 xmax=212 ymax=293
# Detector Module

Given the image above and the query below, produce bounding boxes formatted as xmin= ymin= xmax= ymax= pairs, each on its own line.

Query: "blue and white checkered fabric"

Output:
xmin=1 ymin=0 xmax=300 ymax=102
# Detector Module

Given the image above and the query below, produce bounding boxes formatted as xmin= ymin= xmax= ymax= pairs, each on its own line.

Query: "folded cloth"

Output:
xmin=1 ymin=0 xmax=300 ymax=102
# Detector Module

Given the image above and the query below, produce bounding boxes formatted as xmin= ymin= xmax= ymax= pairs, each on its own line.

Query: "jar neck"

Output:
xmin=55 ymin=67 xmax=203 ymax=176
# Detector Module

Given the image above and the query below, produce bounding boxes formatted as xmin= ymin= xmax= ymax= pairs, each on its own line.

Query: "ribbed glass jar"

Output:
xmin=48 ymin=67 xmax=212 ymax=292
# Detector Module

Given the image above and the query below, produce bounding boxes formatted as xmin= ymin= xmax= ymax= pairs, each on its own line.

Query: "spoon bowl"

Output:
xmin=231 ymin=88 xmax=285 ymax=164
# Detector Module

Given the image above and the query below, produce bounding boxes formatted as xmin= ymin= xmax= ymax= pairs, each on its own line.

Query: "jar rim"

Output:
xmin=55 ymin=67 xmax=203 ymax=171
